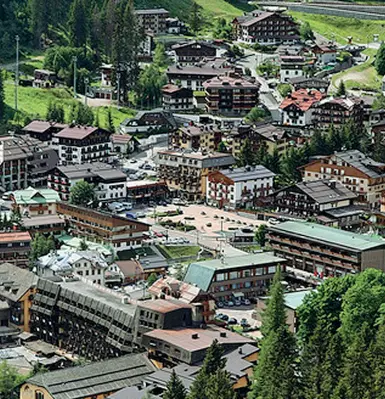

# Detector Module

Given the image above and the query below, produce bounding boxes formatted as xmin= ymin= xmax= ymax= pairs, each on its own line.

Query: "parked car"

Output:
xmin=136 ymin=211 xmax=146 ymax=218
xmin=268 ymin=218 xmax=280 ymax=225
xmin=130 ymin=158 xmax=137 ymax=163
xmin=240 ymin=318 xmax=250 ymax=328
xmin=234 ymin=299 xmax=242 ymax=306
xmin=227 ymin=301 xmax=234 ymax=307
xmin=122 ymin=202 xmax=133 ymax=211
xmin=216 ymin=302 xmax=224 ymax=308
xmin=228 ymin=318 xmax=238 ymax=325
xmin=243 ymin=298 xmax=251 ymax=306
xmin=143 ymin=164 xmax=153 ymax=170
xmin=172 ymin=198 xmax=187 ymax=206
xmin=154 ymin=231 xmax=164 ymax=238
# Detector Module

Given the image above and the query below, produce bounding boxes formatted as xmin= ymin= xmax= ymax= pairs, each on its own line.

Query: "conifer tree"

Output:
xmin=237 ymin=138 xmax=255 ymax=167
xmin=336 ymin=80 xmax=346 ymax=97
xmin=189 ymin=1 xmax=202 ymax=34
xmin=206 ymin=370 xmax=235 ymax=399
xmin=106 ymin=108 xmax=114 ymax=132
xmin=0 ymin=69 xmax=4 ymax=122
xmin=154 ymin=43 xmax=168 ymax=68
xmin=188 ymin=340 xmax=225 ymax=399
xmin=68 ymin=0 xmax=89 ymax=48
xmin=249 ymin=268 xmax=298 ymax=399
xmin=371 ymin=323 xmax=385 ymax=399
xmin=163 ymin=370 xmax=187 ymax=399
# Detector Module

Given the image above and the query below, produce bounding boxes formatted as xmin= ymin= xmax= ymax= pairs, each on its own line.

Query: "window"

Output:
xmin=268 ymin=266 xmax=276 ymax=274
xmin=216 ymin=273 xmax=225 ymax=281
xmin=229 ymin=271 xmax=239 ymax=279
xmin=35 ymin=392 xmax=45 ymax=399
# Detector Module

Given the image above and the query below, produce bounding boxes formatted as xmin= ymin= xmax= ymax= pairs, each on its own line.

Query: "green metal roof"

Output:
xmin=270 ymin=221 xmax=385 ymax=251
xmin=284 ymin=290 xmax=313 ymax=310
xmin=12 ymin=187 xmax=60 ymax=205
xmin=184 ymin=253 xmax=287 ymax=291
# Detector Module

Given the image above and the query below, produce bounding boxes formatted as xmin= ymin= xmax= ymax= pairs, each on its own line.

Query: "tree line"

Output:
xmin=237 ymin=119 xmax=371 ymax=186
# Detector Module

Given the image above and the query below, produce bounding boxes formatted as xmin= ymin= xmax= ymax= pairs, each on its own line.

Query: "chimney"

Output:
xmin=238 ymin=347 xmax=243 ymax=355
xmin=192 ymin=333 xmax=199 ymax=339
xmin=220 ymin=331 xmax=227 ymax=338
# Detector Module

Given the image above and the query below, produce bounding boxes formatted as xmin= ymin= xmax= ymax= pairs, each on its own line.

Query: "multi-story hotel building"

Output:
xmin=0 ymin=135 xmax=58 ymax=191
xmin=57 ymin=202 xmax=150 ymax=250
xmin=162 ymin=84 xmax=194 ymax=112
xmin=313 ymin=96 xmax=364 ymax=130
xmin=155 ymin=150 xmax=235 ymax=201
xmin=203 ymin=74 xmax=260 ymax=115
xmin=169 ymin=124 xmax=222 ymax=152
xmin=135 ymin=8 xmax=169 ymax=34
xmin=301 ymin=150 xmax=385 ymax=206
xmin=279 ymin=55 xmax=306 ymax=83
xmin=0 ymin=232 xmax=32 ymax=268
xmin=48 ymin=163 xmax=127 ymax=202
xmin=172 ymin=41 xmax=217 ymax=66
xmin=206 ymin=165 xmax=275 ymax=209
xmin=232 ymin=10 xmax=299 ymax=45
xmin=268 ymin=221 xmax=385 ymax=280
xmin=52 ymin=125 xmax=111 ymax=165
xmin=184 ymin=253 xmax=287 ymax=301
xmin=22 ymin=120 xmax=67 ymax=145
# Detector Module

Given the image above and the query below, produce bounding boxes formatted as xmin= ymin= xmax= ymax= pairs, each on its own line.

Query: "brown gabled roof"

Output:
xmin=116 ymin=260 xmax=143 ymax=278
xmin=54 ymin=126 xmax=101 ymax=140
xmin=139 ymin=299 xmax=192 ymax=313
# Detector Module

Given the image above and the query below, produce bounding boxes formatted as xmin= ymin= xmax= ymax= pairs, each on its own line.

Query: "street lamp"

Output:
xmin=15 ymin=35 xmax=19 ymax=117
xmin=73 ymin=56 xmax=77 ymax=98
xmin=117 ymin=72 xmax=121 ymax=109
xmin=84 ymin=77 xmax=89 ymax=106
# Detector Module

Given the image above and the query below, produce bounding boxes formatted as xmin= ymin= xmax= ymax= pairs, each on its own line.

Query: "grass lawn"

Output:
xmin=158 ymin=245 xmax=201 ymax=259
xmin=331 ymin=48 xmax=381 ymax=91
xmin=4 ymin=79 xmax=135 ymax=128
xmin=196 ymin=0 xmax=253 ymax=20
xmin=290 ymin=11 xmax=385 ymax=44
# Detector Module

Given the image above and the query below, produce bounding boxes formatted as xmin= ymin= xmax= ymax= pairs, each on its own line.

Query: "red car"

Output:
xmin=154 ymin=231 xmax=164 ymax=238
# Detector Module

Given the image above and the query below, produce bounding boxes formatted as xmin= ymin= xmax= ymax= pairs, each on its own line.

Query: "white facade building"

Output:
xmin=206 ymin=166 xmax=275 ymax=209
xmin=36 ymin=250 xmax=109 ymax=285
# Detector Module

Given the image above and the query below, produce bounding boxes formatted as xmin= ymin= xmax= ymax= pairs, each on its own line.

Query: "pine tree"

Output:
xmin=237 ymin=138 xmax=255 ymax=167
xmin=163 ymin=370 xmax=187 ymax=399
xmin=188 ymin=340 xmax=225 ymax=399
xmin=310 ymin=129 xmax=330 ymax=155
xmin=265 ymin=146 xmax=281 ymax=174
xmin=189 ymin=1 xmax=202 ymax=34
xmin=206 ymin=370 xmax=235 ymax=399
xmin=372 ymin=131 xmax=385 ymax=162
xmin=333 ymin=323 xmax=373 ymax=399
xmin=371 ymin=324 xmax=385 ymax=399
xmin=154 ymin=43 xmax=168 ymax=68
xmin=376 ymin=42 xmax=385 ymax=76
xmin=336 ymin=80 xmax=346 ymax=96
xmin=106 ymin=108 xmax=114 ymax=132
xmin=249 ymin=268 xmax=298 ymax=399
xmin=94 ymin=109 xmax=100 ymax=128
xmin=112 ymin=0 xmax=143 ymax=103
xmin=29 ymin=0 xmax=50 ymax=46
xmin=0 ymin=69 xmax=4 ymax=122
xmin=68 ymin=0 xmax=89 ymax=48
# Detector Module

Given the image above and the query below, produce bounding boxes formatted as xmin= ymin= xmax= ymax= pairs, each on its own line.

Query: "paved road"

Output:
xmin=236 ymin=49 xmax=281 ymax=121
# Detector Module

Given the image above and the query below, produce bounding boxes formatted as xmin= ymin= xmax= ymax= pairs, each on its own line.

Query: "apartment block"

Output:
xmin=52 ymin=125 xmax=111 ymax=165
xmin=162 ymin=84 xmax=194 ymax=112
xmin=203 ymin=74 xmax=260 ymax=115
xmin=268 ymin=221 xmax=385 ymax=280
xmin=155 ymin=150 xmax=235 ymax=201
xmin=56 ymin=202 xmax=150 ymax=250
xmin=184 ymin=253 xmax=287 ymax=301
xmin=232 ymin=10 xmax=299 ymax=45
xmin=206 ymin=165 xmax=275 ymax=209
xmin=135 ymin=8 xmax=169 ymax=34
xmin=172 ymin=41 xmax=217 ymax=66
xmin=313 ymin=96 xmax=364 ymax=130
xmin=301 ymin=150 xmax=385 ymax=205
xmin=169 ymin=124 xmax=222 ymax=152
xmin=0 ymin=232 xmax=32 ymax=268
xmin=48 ymin=163 xmax=127 ymax=202
xmin=0 ymin=135 xmax=59 ymax=191
xmin=279 ymin=55 xmax=306 ymax=83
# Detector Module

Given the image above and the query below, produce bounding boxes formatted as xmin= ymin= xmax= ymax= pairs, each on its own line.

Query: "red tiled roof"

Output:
xmin=280 ymin=89 xmax=323 ymax=112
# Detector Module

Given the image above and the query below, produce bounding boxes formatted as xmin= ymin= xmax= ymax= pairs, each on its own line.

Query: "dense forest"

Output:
xmin=0 ymin=0 xmax=192 ymax=62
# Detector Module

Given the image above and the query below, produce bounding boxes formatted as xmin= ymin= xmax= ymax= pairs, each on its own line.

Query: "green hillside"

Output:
xmin=290 ymin=11 xmax=385 ymax=44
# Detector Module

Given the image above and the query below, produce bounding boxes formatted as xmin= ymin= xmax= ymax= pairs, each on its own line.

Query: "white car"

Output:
xmin=121 ymin=202 xmax=133 ymax=211
xmin=268 ymin=218 xmax=280 ymax=225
